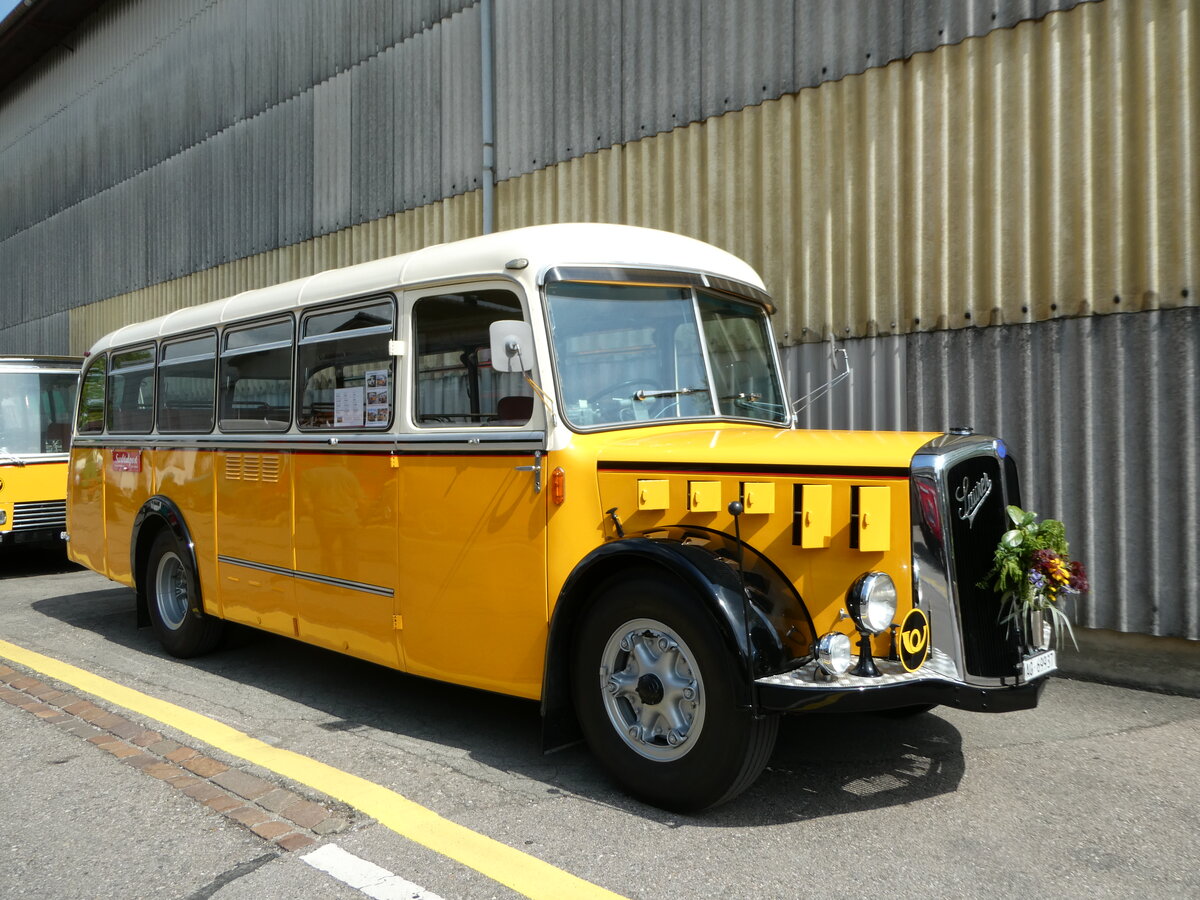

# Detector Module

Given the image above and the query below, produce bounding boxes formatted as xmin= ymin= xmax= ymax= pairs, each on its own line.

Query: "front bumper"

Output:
xmin=0 ymin=525 xmax=66 ymax=546
xmin=754 ymin=649 xmax=1049 ymax=714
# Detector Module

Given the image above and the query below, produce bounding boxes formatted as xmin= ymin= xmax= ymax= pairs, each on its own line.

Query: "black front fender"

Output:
xmin=541 ymin=527 xmax=816 ymax=752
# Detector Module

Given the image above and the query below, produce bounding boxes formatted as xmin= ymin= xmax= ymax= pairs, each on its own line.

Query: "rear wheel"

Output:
xmin=145 ymin=531 xmax=222 ymax=657
xmin=572 ymin=571 xmax=777 ymax=811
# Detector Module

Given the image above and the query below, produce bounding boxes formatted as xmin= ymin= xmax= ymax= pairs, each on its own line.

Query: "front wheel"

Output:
xmin=145 ymin=531 xmax=223 ymax=658
xmin=572 ymin=572 xmax=777 ymax=811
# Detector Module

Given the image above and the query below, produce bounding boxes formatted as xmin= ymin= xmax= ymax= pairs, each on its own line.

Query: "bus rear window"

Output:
xmin=77 ymin=355 xmax=106 ymax=435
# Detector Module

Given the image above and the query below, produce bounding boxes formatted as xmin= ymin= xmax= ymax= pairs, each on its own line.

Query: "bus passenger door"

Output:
xmin=397 ymin=286 xmax=548 ymax=699
xmin=397 ymin=442 xmax=548 ymax=698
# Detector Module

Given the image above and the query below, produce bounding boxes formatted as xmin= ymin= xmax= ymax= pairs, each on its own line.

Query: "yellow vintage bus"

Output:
xmin=1 ymin=356 xmax=80 ymax=549
xmin=67 ymin=224 xmax=1057 ymax=810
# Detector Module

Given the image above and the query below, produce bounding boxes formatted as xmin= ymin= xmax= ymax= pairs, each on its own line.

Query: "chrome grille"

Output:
xmin=12 ymin=500 xmax=66 ymax=531
xmin=912 ymin=435 xmax=1025 ymax=685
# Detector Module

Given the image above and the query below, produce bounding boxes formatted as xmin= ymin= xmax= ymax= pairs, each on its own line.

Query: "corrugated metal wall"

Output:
xmin=786 ymin=307 xmax=1200 ymax=640
xmin=3 ymin=0 xmax=1197 ymax=641
xmin=0 ymin=311 xmax=71 ymax=356
xmin=3 ymin=0 xmax=1096 ymax=327
xmin=908 ymin=308 xmax=1200 ymax=640
xmin=499 ymin=0 xmax=1197 ymax=345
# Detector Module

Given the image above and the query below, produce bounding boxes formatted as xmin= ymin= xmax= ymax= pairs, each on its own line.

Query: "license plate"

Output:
xmin=1021 ymin=650 xmax=1057 ymax=681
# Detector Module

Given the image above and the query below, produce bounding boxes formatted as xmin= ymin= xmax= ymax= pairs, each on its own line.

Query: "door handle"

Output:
xmin=514 ymin=450 xmax=543 ymax=493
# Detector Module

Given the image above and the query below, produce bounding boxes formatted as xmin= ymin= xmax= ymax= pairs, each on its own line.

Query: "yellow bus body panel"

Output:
xmin=294 ymin=452 xmax=401 ymax=669
xmin=69 ymin=423 xmax=936 ymax=698
xmin=102 ymin=447 xmax=153 ymax=587
xmin=215 ymin=450 xmax=295 ymax=637
xmin=0 ymin=459 xmax=68 ymax=534
xmin=397 ymin=453 xmax=547 ymax=699
xmin=67 ymin=450 xmax=106 ymax=574
xmin=557 ymin=425 xmax=936 ymax=657
xmin=153 ymin=447 xmax=219 ymax=614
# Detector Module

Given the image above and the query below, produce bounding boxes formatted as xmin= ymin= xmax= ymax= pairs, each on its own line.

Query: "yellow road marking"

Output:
xmin=0 ymin=638 xmax=625 ymax=900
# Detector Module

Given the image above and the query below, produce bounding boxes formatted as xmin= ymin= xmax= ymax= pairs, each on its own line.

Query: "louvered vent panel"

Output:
xmin=259 ymin=455 xmax=280 ymax=483
xmin=242 ymin=455 xmax=262 ymax=481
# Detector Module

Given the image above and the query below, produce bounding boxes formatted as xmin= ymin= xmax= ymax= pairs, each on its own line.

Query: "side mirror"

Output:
xmin=489 ymin=320 xmax=534 ymax=373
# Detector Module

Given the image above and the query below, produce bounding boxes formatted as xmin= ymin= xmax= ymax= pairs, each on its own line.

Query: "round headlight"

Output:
xmin=816 ymin=632 xmax=852 ymax=676
xmin=847 ymin=572 xmax=898 ymax=635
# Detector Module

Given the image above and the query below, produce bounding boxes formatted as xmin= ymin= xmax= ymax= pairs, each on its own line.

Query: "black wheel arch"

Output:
xmin=541 ymin=527 xmax=816 ymax=752
xmin=131 ymin=495 xmax=202 ymax=629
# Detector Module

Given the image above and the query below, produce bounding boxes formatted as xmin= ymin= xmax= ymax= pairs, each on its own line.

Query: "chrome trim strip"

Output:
xmin=0 ymin=453 xmax=70 ymax=463
xmin=70 ymin=431 xmax=546 ymax=452
xmin=217 ymin=555 xmax=394 ymax=598
xmin=756 ymin=649 xmax=958 ymax=690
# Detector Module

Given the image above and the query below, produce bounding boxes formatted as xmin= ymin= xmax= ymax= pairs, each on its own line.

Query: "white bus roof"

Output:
xmin=86 ymin=224 xmax=766 ymax=354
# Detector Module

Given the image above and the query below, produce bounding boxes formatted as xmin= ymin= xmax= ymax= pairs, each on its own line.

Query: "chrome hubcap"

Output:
xmin=154 ymin=551 xmax=189 ymax=630
xmin=599 ymin=618 xmax=704 ymax=761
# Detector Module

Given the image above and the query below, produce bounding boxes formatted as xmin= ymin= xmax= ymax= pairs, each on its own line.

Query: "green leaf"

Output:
xmin=1001 ymin=529 xmax=1023 ymax=549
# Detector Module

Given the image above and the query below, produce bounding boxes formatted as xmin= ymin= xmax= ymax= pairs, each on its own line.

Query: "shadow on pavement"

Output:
xmin=31 ymin=582 xmax=964 ymax=826
xmin=0 ymin=544 xmax=81 ymax=578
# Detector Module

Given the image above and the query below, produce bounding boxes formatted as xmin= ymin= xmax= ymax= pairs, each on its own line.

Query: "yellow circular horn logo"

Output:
xmin=898 ymin=608 xmax=931 ymax=672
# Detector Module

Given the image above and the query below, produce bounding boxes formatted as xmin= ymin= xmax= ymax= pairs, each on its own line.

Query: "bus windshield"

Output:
xmin=546 ymin=282 xmax=788 ymax=429
xmin=0 ymin=371 xmax=78 ymax=455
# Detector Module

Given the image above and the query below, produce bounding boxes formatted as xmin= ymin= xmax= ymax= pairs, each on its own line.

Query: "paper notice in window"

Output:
xmin=365 ymin=369 xmax=390 ymax=423
xmin=334 ymin=387 xmax=364 ymax=427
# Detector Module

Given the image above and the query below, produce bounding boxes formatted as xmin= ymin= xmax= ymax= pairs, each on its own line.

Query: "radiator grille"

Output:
xmin=12 ymin=500 xmax=66 ymax=531
xmin=946 ymin=455 xmax=1021 ymax=677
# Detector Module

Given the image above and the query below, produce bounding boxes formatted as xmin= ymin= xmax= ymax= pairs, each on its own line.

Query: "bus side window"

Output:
xmin=297 ymin=298 xmax=395 ymax=430
xmin=158 ymin=332 xmax=217 ymax=433
xmin=412 ymin=289 xmax=533 ymax=428
xmin=218 ymin=319 xmax=293 ymax=432
xmin=107 ymin=347 xmax=155 ymax=434
xmin=77 ymin=355 xmax=107 ymax=434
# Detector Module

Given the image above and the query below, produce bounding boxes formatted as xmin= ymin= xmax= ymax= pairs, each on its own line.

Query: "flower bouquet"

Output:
xmin=981 ymin=505 xmax=1088 ymax=649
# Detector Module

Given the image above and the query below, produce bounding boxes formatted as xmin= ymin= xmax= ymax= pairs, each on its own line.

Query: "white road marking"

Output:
xmin=301 ymin=843 xmax=447 ymax=900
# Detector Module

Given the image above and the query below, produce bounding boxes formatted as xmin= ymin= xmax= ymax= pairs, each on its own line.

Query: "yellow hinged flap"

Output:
xmin=857 ymin=485 xmax=891 ymax=552
xmin=800 ymin=483 xmax=833 ymax=548
xmin=637 ymin=479 xmax=670 ymax=510
xmin=688 ymin=480 xmax=721 ymax=512
xmin=741 ymin=482 xmax=775 ymax=515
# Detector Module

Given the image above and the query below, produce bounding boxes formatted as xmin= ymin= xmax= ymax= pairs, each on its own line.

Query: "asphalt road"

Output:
xmin=2 ymin=548 xmax=1198 ymax=900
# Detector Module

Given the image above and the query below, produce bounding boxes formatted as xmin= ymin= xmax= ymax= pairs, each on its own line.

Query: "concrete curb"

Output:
xmin=0 ymin=662 xmax=357 ymax=853
xmin=1057 ymin=627 xmax=1200 ymax=698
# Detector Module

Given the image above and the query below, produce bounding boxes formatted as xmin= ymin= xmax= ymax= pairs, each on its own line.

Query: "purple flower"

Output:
xmin=1068 ymin=560 xmax=1090 ymax=593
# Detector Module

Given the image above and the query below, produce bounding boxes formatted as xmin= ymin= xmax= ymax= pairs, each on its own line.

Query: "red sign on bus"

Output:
xmin=111 ymin=450 xmax=142 ymax=473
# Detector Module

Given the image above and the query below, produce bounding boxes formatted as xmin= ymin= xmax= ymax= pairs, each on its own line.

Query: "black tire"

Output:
xmin=572 ymin=570 xmax=778 ymax=812
xmin=145 ymin=530 xmax=223 ymax=658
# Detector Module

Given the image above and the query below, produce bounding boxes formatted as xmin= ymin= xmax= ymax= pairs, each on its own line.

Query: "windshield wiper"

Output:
xmin=633 ymin=387 xmax=706 ymax=401
xmin=0 ymin=447 xmax=26 ymax=467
